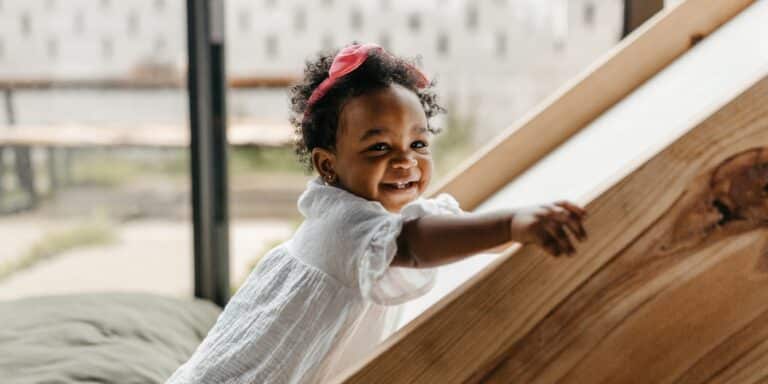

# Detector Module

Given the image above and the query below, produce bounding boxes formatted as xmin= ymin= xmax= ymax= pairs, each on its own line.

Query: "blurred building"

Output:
xmin=0 ymin=0 xmax=622 ymax=142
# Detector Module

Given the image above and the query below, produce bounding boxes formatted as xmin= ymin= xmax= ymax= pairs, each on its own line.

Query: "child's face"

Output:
xmin=312 ymin=83 xmax=433 ymax=213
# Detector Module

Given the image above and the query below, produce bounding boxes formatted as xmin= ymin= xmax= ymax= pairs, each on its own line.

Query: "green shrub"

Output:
xmin=0 ymin=218 xmax=117 ymax=282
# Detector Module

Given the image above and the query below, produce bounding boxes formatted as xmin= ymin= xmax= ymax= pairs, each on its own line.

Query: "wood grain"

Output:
xmin=337 ymin=75 xmax=768 ymax=383
xmin=481 ymin=148 xmax=768 ymax=383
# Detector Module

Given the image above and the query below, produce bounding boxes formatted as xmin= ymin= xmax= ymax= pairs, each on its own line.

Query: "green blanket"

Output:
xmin=0 ymin=292 xmax=221 ymax=384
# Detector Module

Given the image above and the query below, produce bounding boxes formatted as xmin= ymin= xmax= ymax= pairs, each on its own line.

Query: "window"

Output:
xmin=322 ymin=34 xmax=334 ymax=51
xmin=437 ymin=33 xmax=449 ymax=56
xmin=408 ymin=13 xmax=421 ymax=32
xmin=266 ymin=35 xmax=278 ymax=58
xmin=74 ymin=10 xmax=85 ymax=35
xmin=294 ymin=9 xmax=306 ymax=32
xmin=102 ymin=37 xmax=113 ymax=59
xmin=553 ymin=39 xmax=565 ymax=52
xmin=47 ymin=38 xmax=58 ymax=59
xmin=496 ymin=32 xmax=507 ymax=58
xmin=466 ymin=6 xmax=478 ymax=30
xmin=350 ymin=8 xmax=363 ymax=31
xmin=239 ymin=10 xmax=251 ymax=32
xmin=2 ymin=0 xmax=193 ymax=303
xmin=155 ymin=36 xmax=167 ymax=55
xmin=127 ymin=11 xmax=139 ymax=36
xmin=379 ymin=33 xmax=391 ymax=51
xmin=584 ymin=3 xmax=596 ymax=26
xmin=20 ymin=13 xmax=31 ymax=37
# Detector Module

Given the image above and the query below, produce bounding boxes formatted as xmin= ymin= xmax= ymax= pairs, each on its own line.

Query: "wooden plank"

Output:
xmin=0 ymin=75 xmax=299 ymax=90
xmin=397 ymin=0 xmax=768 ymax=331
xmin=337 ymin=75 xmax=768 ymax=383
xmin=0 ymin=120 xmax=293 ymax=148
xmin=428 ymin=0 xmax=755 ymax=210
xmin=480 ymin=151 xmax=768 ymax=382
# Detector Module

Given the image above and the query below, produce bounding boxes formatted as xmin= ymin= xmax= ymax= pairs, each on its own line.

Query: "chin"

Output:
xmin=378 ymin=189 xmax=418 ymax=209
xmin=383 ymin=202 xmax=406 ymax=213
xmin=381 ymin=195 xmax=420 ymax=213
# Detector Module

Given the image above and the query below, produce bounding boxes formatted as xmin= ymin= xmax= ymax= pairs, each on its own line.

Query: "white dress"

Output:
xmin=166 ymin=177 xmax=463 ymax=384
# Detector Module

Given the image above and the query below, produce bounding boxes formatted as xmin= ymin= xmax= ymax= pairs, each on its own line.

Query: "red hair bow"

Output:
xmin=303 ymin=43 xmax=429 ymax=119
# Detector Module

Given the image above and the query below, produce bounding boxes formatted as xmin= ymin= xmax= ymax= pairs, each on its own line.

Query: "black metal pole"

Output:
xmin=622 ymin=0 xmax=664 ymax=38
xmin=186 ymin=0 xmax=230 ymax=307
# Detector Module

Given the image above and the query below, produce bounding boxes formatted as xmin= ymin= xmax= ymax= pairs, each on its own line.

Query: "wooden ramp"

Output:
xmin=336 ymin=0 xmax=768 ymax=382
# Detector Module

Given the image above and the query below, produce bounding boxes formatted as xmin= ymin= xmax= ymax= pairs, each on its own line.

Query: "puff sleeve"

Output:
xmin=353 ymin=193 xmax=463 ymax=306
xmin=293 ymin=178 xmax=464 ymax=306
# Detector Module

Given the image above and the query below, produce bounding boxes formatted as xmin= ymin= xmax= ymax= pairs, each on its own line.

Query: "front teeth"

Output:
xmin=392 ymin=182 xmax=411 ymax=189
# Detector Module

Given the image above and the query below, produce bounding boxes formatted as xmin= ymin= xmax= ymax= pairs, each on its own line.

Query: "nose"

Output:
xmin=391 ymin=153 xmax=417 ymax=169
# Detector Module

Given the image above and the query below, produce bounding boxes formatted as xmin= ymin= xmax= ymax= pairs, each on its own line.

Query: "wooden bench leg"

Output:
xmin=13 ymin=146 xmax=37 ymax=210
xmin=0 ymin=146 xmax=4 ymax=206
xmin=47 ymin=146 xmax=58 ymax=196
xmin=58 ymin=147 xmax=73 ymax=187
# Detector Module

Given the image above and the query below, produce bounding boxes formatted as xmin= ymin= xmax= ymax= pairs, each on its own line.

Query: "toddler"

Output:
xmin=166 ymin=43 xmax=587 ymax=384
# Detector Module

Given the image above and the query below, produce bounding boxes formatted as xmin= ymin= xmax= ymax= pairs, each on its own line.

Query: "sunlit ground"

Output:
xmin=0 ymin=122 xmax=475 ymax=302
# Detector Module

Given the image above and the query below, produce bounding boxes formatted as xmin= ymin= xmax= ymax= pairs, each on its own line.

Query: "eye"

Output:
xmin=412 ymin=140 xmax=429 ymax=150
xmin=367 ymin=143 xmax=390 ymax=152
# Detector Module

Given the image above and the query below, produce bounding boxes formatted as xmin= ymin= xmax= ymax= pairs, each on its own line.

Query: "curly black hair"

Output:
xmin=288 ymin=45 xmax=446 ymax=171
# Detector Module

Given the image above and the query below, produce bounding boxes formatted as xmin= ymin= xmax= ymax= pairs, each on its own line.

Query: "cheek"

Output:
xmin=368 ymin=160 xmax=391 ymax=185
xmin=348 ymin=157 xmax=388 ymax=189
xmin=419 ymin=159 xmax=433 ymax=184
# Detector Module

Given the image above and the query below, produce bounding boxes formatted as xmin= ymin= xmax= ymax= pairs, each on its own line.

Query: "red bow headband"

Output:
xmin=303 ymin=43 xmax=429 ymax=121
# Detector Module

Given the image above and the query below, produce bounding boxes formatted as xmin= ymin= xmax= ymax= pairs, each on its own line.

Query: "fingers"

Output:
xmin=537 ymin=216 xmax=572 ymax=257
xmin=540 ymin=232 xmax=563 ymax=257
xmin=545 ymin=220 xmax=575 ymax=257
xmin=538 ymin=203 xmax=587 ymax=258
xmin=556 ymin=200 xmax=587 ymax=218
xmin=555 ymin=201 xmax=588 ymax=240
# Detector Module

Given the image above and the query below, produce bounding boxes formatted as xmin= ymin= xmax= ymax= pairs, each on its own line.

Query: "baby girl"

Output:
xmin=166 ymin=42 xmax=587 ymax=384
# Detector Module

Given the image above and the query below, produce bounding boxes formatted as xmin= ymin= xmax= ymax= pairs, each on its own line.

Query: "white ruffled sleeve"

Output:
xmin=355 ymin=193 xmax=464 ymax=306
xmin=295 ymin=179 xmax=464 ymax=306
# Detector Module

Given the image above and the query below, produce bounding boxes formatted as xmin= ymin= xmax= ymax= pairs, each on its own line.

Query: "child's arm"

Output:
xmin=392 ymin=201 xmax=587 ymax=268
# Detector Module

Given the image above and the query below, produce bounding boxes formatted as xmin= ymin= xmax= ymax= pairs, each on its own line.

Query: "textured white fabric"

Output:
xmin=166 ymin=177 xmax=463 ymax=384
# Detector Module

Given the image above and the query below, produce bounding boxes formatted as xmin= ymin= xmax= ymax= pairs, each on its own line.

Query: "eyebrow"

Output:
xmin=359 ymin=126 xmax=428 ymax=141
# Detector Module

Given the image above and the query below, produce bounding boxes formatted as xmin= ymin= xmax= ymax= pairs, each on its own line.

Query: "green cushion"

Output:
xmin=0 ymin=292 xmax=221 ymax=384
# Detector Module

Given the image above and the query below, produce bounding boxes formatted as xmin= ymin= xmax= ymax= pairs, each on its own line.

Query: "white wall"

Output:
xmin=0 ymin=0 xmax=622 ymax=142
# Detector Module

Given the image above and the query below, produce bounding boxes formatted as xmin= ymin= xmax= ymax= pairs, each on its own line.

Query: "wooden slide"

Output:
xmin=334 ymin=0 xmax=768 ymax=382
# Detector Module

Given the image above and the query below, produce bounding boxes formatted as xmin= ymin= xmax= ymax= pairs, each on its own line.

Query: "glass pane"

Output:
xmin=0 ymin=0 xmax=191 ymax=300
xmin=223 ymin=0 xmax=624 ymax=327
xmin=225 ymin=1 xmax=310 ymax=294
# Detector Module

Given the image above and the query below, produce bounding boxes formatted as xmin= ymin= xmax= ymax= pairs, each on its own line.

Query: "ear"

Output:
xmin=311 ymin=147 xmax=336 ymax=180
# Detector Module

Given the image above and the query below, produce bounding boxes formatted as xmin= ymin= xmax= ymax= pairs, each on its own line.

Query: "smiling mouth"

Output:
xmin=381 ymin=181 xmax=418 ymax=191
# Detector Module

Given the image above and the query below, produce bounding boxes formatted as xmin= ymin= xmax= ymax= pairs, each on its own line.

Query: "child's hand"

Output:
xmin=509 ymin=201 xmax=588 ymax=257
